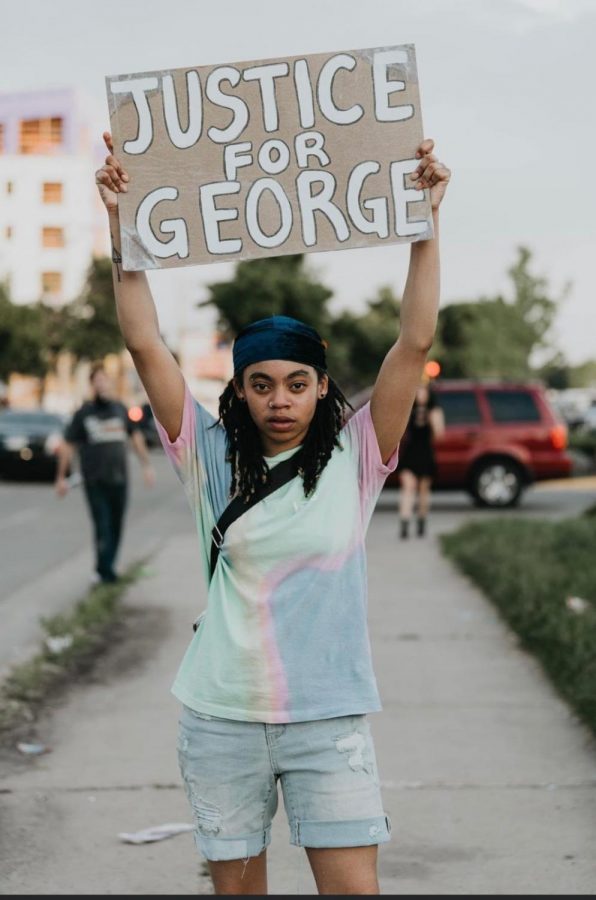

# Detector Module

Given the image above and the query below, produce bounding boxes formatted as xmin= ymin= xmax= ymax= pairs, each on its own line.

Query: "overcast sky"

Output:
xmin=3 ymin=0 xmax=595 ymax=363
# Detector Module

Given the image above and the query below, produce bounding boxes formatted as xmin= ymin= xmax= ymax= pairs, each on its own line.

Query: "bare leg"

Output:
xmin=398 ymin=470 xmax=417 ymax=537
xmin=416 ymin=477 xmax=433 ymax=536
xmin=418 ymin=477 xmax=432 ymax=518
xmin=207 ymin=848 xmax=268 ymax=895
xmin=306 ymin=845 xmax=379 ymax=895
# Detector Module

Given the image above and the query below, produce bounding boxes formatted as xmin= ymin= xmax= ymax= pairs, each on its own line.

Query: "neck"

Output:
xmin=261 ymin=428 xmax=307 ymax=458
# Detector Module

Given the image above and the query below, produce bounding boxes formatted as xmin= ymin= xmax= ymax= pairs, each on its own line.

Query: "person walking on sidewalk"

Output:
xmin=55 ymin=363 xmax=156 ymax=584
xmin=396 ymin=381 xmax=445 ymax=538
xmin=95 ymin=132 xmax=450 ymax=895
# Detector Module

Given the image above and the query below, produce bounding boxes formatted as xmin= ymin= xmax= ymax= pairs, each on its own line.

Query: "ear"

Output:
xmin=232 ymin=377 xmax=245 ymax=401
xmin=318 ymin=373 xmax=329 ymax=400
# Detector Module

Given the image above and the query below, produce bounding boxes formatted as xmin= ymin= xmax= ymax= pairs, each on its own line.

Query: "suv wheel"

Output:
xmin=470 ymin=458 xmax=525 ymax=508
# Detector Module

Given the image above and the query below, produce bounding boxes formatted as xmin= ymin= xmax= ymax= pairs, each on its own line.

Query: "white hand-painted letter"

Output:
xmin=110 ymin=77 xmax=158 ymax=154
xmin=373 ymin=49 xmax=414 ymax=122
xmin=136 ymin=187 xmax=189 ymax=258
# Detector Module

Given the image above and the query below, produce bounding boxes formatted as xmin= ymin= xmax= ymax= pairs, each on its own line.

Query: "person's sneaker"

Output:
xmin=417 ymin=516 xmax=427 ymax=537
xmin=400 ymin=519 xmax=410 ymax=539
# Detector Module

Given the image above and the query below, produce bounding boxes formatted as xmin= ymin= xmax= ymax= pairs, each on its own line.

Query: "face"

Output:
xmin=90 ymin=370 xmax=112 ymax=400
xmin=235 ymin=359 xmax=328 ymax=456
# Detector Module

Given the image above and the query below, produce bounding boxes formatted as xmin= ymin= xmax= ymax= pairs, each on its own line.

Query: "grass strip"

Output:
xmin=0 ymin=561 xmax=147 ymax=742
xmin=441 ymin=512 xmax=596 ymax=735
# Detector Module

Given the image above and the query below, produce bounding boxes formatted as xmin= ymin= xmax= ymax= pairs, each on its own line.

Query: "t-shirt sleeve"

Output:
xmin=342 ymin=401 xmax=399 ymax=519
xmin=64 ymin=408 xmax=86 ymax=444
xmin=151 ymin=380 xmax=231 ymax=528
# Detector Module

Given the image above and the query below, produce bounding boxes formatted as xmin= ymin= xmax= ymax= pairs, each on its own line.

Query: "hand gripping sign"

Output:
xmin=106 ymin=45 xmax=433 ymax=271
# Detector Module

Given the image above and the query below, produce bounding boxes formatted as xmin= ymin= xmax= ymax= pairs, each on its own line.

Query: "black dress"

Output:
xmin=397 ymin=394 xmax=437 ymax=479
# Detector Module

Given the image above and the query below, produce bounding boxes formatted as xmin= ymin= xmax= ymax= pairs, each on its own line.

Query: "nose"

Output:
xmin=268 ymin=389 xmax=291 ymax=408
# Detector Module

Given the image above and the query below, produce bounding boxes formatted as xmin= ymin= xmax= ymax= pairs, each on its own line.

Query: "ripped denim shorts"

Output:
xmin=177 ymin=704 xmax=392 ymax=861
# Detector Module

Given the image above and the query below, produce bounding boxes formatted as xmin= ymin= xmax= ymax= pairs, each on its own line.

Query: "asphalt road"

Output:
xmin=0 ymin=448 xmax=186 ymax=602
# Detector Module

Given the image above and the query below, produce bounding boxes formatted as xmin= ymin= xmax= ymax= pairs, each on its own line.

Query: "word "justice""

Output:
xmin=110 ymin=49 xmax=414 ymax=154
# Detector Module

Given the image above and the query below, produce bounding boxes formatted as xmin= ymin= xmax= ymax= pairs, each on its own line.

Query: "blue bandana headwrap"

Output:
xmin=232 ymin=316 xmax=327 ymax=375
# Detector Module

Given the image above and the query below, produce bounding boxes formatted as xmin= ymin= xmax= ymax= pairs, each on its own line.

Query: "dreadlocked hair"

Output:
xmin=215 ymin=370 xmax=352 ymax=502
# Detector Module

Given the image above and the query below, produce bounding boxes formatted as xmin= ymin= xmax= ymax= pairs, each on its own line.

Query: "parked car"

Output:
xmin=0 ymin=409 xmax=67 ymax=480
xmin=351 ymin=381 xmax=572 ymax=508
xmin=127 ymin=402 xmax=160 ymax=448
xmin=580 ymin=401 xmax=596 ymax=435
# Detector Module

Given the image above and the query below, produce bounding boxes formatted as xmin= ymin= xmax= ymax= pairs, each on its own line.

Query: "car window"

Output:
xmin=435 ymin=391 xmax=482 ymax=425
xmin=485 ymin=390 xmax=541 ymax=423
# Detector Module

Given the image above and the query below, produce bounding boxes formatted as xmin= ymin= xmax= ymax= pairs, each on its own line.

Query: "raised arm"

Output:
xmin=95 ymin=133 xmax=185 ymax=442
xmin=370 ymin=139 xmax=451 ymax=462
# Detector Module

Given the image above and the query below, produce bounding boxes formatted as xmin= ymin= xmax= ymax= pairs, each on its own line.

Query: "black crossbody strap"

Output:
xmin=209 ymin=454 xmax=301 ymax=581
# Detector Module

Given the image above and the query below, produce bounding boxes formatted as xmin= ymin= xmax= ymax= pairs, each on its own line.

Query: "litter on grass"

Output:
xmin=17 ymin=742 xmax=49 ymax=755
xmin=565 ymin=596 xmax=590 ymax=614
xmin=45 ymin=634 xmax=74 ymax=654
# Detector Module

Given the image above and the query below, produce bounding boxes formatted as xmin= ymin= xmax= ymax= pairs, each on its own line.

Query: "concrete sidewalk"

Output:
xmin=1 ymin=510 xmax=595 ymax=894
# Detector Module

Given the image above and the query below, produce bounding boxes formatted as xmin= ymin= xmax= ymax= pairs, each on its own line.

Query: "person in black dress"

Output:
xmin=397 ymin=382 xmax=444 ymax=538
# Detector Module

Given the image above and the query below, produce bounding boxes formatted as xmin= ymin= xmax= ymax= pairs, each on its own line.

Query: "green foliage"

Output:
xmin=437 ymin=297 xmax=536 ymax=379
xmin=203 ymin=254 xmax=333 ymax=340
xmin=442 ymin=516 xmax=596 ymax=735
xmin=437 ymin=246 xmax=566 ymax=380
xmin=0 ymin=283 xmax=47 ymax=379
xmin=328 ymin=286 xmax=401 ymax=391
xmin=0 ymin=259 xmax=123 ymax=382
xmin=567 ymin=359 xmax=596 ymax=389
xmin=64 ymin=257 xmax=124 ymax=361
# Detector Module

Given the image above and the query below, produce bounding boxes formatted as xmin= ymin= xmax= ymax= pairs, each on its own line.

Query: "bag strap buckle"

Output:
xmin=211 ymin=523 xmax=224 ymax=549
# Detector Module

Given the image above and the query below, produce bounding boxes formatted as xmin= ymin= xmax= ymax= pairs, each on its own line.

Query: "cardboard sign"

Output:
xmin=106 ymin=45 xmax=432 ymax=271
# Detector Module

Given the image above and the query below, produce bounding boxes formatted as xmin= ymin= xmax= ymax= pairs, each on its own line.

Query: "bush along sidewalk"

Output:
xmin=441 ymin=510 xmax=596 ymax=736
xmin=0 ymin=561 xmax=147 ymax=748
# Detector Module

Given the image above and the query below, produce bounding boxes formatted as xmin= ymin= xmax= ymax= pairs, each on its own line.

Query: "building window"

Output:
xmin=19 ymin=117 xmax=63 ymax=154
xmin=5 ymin=226 xmax=12 ymax=240
xmin=6 ymin=181 xmax=13 ymax=195
xmin=43 ymin=181 xmax=63 ymax=203
xmin=41 ymin=271 xmax=63 ymax=296
xmin=42 ymin=226 xmax=65 ymax=248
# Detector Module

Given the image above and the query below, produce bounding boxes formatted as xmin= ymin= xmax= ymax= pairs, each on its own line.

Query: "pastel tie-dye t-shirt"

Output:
xmin=155 ymin=381 xmax=398 ymax=723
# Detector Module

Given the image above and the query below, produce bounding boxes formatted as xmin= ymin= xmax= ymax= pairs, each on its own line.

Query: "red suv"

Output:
xmin=353 ymin=381 xmax=572 ymax=508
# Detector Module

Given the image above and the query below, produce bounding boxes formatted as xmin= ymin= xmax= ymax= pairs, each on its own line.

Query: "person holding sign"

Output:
xmin=96 ymin=131 xmax=450 ymax=895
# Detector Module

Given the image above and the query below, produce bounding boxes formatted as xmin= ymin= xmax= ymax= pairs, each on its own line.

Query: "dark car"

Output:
xmin=351 ymin=381 xmax=572 ymax=508
xmin=0 ymin=409 xmax=67 ymax=480
xmin=127 ymin=402 xmax=160 ymax=448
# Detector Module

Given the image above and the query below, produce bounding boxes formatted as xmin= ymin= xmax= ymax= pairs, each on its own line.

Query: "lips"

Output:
xmin=267 ymin=416 xmax=295 ymax=430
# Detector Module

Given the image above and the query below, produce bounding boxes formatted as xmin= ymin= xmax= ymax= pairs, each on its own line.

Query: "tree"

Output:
xmin=202 ymin=254 xmax=333 ymax=340
xmin=437 ymin=298 xmax=536 ymax=379
xmin=0 ymin=283 xmax=46 ymax=380
xmin=329 ymin=286 xmax=401 ymax=392
xmin=508 ymin=245 xmax=564 ymax=362
xmin=437 ymin=246 xmax=567 ymax=380
xmin=64 ymin=258 xmax=124 ymax=361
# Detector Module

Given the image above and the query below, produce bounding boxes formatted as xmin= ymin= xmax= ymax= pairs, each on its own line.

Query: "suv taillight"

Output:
xmin=550 ymin=424 xmax=567 ymax=450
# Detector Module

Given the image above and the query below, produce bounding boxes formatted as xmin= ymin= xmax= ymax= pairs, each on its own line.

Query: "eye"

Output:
xmin=290 ymin=382 xmax=307 ymax=391
xmin=252 ymin=383 xmax=269 ymax=393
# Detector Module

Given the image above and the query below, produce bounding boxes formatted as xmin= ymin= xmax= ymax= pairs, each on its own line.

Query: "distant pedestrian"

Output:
xmin=94 ymin=131 xmax=450 ymax=895
xmin=396 ymin=382 xmax=445 ymax=538
xmin=55 ymin=363 xmax=155 ymax=583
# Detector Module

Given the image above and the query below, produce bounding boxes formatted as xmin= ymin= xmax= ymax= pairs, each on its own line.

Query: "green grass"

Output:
xmin=0 ymin=562 xmax=147 ymax=740
xmin=441 ymin=512 xmax=596 ymax=734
